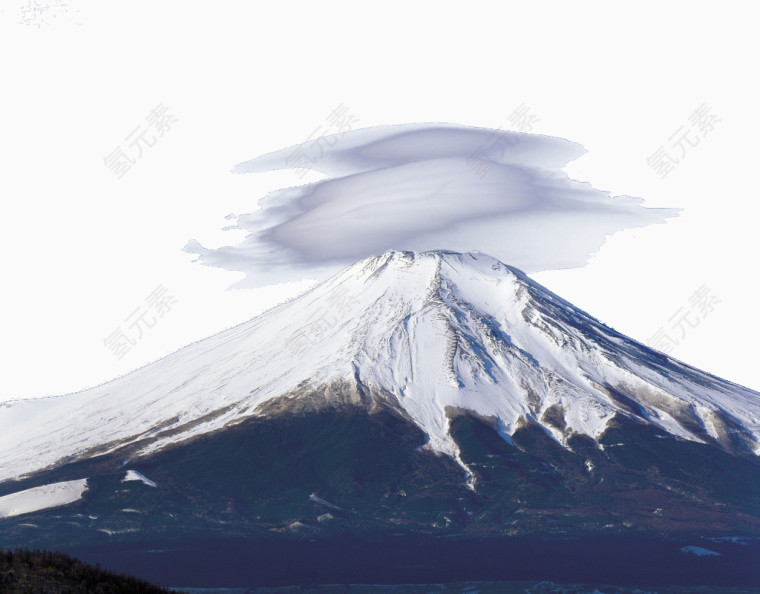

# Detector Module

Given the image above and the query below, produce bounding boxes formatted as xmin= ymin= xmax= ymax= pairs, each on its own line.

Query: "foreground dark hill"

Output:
xmin=0 ymin=549 xmax=179 ymax=593
xmin=1 ymin=251 xmax=759 ymax=588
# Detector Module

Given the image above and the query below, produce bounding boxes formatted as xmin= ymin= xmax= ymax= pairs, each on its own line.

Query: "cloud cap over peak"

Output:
xmin=187 ymin=123 xmax=678 ymax=288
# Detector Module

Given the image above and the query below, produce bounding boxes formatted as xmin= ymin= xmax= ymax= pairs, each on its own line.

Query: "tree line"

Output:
xmin=0 ymin=548 xmax=183 ymax=593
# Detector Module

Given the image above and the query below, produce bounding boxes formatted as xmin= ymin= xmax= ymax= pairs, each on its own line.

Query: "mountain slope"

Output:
xmin=2 ymin=398 xmax=759 ymax=586
xmin=1 ymin=250 xmax=758 ymax=485
xmin=2 ymin=250 xmax=760 ymax=587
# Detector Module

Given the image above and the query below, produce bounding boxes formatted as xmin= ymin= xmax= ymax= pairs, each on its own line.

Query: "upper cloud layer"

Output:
xmin=186 ymin=123 xmax=679 ymax=287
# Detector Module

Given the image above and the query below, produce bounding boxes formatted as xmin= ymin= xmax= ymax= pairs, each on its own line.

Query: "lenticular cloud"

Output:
xmin=185 ymin=123 xmax=678 ymax=288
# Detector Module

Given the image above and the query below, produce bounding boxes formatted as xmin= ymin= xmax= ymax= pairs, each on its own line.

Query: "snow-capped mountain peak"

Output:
xmin=1 ymin=250 xmax=759 ymax=483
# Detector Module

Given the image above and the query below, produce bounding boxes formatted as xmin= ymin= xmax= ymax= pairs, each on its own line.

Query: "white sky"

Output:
xmin=1 ymin=1 xmax=758 ymax=402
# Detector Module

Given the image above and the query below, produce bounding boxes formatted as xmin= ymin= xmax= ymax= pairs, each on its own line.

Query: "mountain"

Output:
xmin=1 ymin=250 xmax=759 ymax=588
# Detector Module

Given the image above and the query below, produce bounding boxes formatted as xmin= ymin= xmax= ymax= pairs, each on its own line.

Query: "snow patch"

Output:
xmin=681 ymin=545 xmax=721 ymax=557
xmin=122 ymin=470 xmax=157 ymax=488
xmin=0 ymin=479 xmax=88 ymax=518
xmin=309 ymin=493 xmax=343 ymax=512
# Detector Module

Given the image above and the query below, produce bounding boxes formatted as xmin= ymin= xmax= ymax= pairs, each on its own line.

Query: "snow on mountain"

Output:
xmin=0 ymin=479 xmax=88 ymax=518
xmin=122 ymin=470 xmax=157 ymax=488
xmin=1 ymin=250 xmax=759 ymax=483
xmin=681 ymin=546 xmax=721 ymax=557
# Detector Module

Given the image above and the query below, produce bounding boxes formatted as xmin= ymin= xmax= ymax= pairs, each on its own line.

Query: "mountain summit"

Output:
xmin=2 ymin=250 xmax=758 ymax=484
